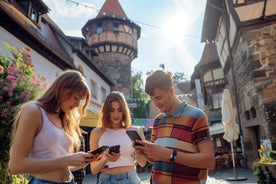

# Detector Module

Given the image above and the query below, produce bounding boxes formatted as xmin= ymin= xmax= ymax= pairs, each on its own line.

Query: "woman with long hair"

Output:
xmin=90 ymin=91 xmax=146 ymax=184
xmin=9 ymin=70 xmax=97 ymax=184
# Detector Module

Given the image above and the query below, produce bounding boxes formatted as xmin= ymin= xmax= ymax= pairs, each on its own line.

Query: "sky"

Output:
xmin=43 ymin=0 xmax=207 ymax=80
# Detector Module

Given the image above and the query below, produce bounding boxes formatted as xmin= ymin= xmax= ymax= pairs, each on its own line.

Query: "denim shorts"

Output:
xmin=97 ymin=170 xmax=141 ymax=184
xmin=29 ymin=177 xmax=75 ymax=184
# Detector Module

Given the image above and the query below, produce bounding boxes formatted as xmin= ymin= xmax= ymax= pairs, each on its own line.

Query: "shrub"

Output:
xmin=0 ymin=42 xmax=47 ymax=183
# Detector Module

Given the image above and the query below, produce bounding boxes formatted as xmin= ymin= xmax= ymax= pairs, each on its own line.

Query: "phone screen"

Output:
xmin=89 ymin=145 xmax=109 ymax=154
xmin=126 ymin=130 xmax=144 ymax=146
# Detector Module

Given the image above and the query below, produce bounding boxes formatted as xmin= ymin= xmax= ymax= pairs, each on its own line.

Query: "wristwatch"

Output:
xmin=170 ymin=150 xmax=177 ymax=162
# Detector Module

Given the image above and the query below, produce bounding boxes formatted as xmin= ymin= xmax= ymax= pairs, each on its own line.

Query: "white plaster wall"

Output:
xmin=72 ymin=53 xmax=111 ymax=113
xmin=0 ymin=27 xmax=62 ymax=84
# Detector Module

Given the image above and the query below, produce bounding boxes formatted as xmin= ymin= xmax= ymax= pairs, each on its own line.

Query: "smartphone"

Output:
xmin=126 ymin=130 xmax=144 ymax=146
xmin=108 ymin=145 xmax=120 ymax=154
xmin=89 ymin=145 xmax=109 ymax=154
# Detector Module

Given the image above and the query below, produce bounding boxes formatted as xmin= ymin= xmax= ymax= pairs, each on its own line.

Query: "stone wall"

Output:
xmin=94 ymin=53 xmax=131 ymax=97
xmin=231 ymin=23 xmax=276 ymax=167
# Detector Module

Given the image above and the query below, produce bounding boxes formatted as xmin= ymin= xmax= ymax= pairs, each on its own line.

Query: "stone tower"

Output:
xmin=82 ymin=0 xmax=141 ymax=100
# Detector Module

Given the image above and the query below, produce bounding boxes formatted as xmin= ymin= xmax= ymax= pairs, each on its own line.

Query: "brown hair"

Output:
xmin=98 ymin=91 xmax=131 ymax=129
xmin=145 ymin=69 xmax=173 ymax=96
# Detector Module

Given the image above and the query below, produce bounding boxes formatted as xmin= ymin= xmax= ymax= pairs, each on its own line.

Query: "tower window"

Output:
xmin=97 ymin=23 xmax=103 ymax=34
xmin=113 ymin=23 xmax=119 ymax=32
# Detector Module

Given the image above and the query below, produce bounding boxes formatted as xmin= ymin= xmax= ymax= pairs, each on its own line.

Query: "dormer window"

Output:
xmin=17 ymin=0 xmax=49 ymax=24
xmin=30 ymin=7 xmax=38 ymax=22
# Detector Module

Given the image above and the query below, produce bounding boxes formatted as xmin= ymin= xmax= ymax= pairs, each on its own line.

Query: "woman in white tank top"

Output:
xmin=90 ymin=91 xmax=147 ymax=184
xmin=9 ymin=70 xmax=99 ymax=184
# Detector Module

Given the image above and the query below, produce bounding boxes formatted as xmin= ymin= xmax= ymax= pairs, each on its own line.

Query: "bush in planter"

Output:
xmin=253 ymin=144 xmax=276 ymax=183
xmin=0 ymin=42 xmax=47 ymax=183
xmin=252 ymin=160 xmax=267 ymax=184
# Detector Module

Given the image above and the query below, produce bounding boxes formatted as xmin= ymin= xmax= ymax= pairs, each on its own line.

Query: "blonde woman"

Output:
xmin=9 ymin=70 xmax=98 ymax=184
xmin=90 ymin=91 xmax=146 ymax=184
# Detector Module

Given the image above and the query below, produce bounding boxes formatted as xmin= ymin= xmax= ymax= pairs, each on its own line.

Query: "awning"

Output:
xmin=80 ymin=110 xmax=99 ymax=128
xmin=210 ymin=113 xmax=222 ymax=122
xmin=209 ymin=123 xmax=224 ymax=135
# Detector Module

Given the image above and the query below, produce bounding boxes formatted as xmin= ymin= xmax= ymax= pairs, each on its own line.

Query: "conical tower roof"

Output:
xmin=96 ymin=0 xmax=128 ymax=19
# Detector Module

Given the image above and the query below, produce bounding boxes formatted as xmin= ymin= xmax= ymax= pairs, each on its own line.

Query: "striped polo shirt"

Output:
xmin=151 ymin=102 xmax=211 ymax=184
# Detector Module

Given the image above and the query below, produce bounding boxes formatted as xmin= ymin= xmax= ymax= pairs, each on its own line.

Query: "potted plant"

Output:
xmin=252 ymin=143 xmax=276 ymax=183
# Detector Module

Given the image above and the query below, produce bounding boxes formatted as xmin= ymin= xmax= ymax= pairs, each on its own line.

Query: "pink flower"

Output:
xmin=25 ymin=92 xmax=32 ymax=98
xmin=7 ymin=75 xmax=16 ymax=79
xmin=1 ymin=114 xmax=8 ymax=118
xmin=6 ymin=101 xmax=11 ymax=105
xmin=8 ymin=91 xmax=13 ymax=97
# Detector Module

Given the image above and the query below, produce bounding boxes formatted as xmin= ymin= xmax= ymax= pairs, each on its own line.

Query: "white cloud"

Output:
xmin=44 ymin=0 xmax=98 ymax=37
xmin=45 ymin=0 xmax=97 ymax=18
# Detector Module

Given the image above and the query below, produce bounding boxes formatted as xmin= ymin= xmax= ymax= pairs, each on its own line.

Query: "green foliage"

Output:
xmin=271 ymin=140 xmax=276 ymax=150
xmin=145 ymin=70 xmax=186 ymax=84
xmin=173 ymin=72 xmax=186 ymax=83
xmin=131 ymin=71 xmax=149 ymax=118
xmin=0 ymin=42 xmax=47 ymax=183
xmin=270 ymin=151 xmax=276 ymax=160
xmin=11 ymin=174 xmax=30 ymax=184
xmin=252 ymin=160 xmax=267 ymax=184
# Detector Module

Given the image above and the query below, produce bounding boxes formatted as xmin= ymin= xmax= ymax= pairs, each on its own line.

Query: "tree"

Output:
xmin=173 ymin=72 xmax=186 ymax=83
xmin=131 ymin=71 xmax=149 ymax=118
xmin=146 ymin=70 xmax=186 ymax=84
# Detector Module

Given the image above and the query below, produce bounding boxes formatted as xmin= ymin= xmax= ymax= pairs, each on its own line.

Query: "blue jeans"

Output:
xmin=97 ymin=170 xmax=141 ymax=184
xmin=29 ymin=177 xmax=74 ymax=184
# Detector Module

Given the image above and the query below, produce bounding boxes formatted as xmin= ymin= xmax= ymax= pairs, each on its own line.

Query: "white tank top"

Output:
xmin=29 ymin=106 xmax=69 ymax=159
xmin=99 ymin=128 xmax=135 ymax=169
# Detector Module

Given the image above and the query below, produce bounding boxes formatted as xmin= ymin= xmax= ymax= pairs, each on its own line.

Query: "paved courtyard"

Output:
xmin=83 ymin=167 xmax=257 ymax=184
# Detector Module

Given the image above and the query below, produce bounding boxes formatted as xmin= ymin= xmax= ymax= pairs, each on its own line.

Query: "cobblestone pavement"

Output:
xmin=83 ymin=167 xmax=257 ymax=184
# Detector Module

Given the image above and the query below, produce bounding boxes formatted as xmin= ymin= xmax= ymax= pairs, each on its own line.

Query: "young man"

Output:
xmin=135 ymin=69 xmax=215 ymax=184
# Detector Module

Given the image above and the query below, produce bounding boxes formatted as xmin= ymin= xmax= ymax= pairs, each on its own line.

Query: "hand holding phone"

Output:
xmin=108 ymin=145 xmax=120 ymax=154
xmin=89 ymin=145 xmax=109 ymax=155
xmin=126 ymin=130 xmax=144 ymax=146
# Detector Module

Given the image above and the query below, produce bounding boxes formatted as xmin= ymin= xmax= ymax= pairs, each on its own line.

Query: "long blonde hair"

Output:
xmin=13 ymin=69 xmax=91 ymax=153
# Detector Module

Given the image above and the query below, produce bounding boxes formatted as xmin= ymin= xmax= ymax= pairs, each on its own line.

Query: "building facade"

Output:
xmin=191 ymin=42 xmax=230 ymax=156
xmin=200 ymin=0 xmax=276 ymax=168
xmin=0 ymin=0 xmax=113 ymax=129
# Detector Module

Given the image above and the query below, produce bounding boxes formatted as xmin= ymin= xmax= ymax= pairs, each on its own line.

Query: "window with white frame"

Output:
xmin=212 ymin=93 xmax=222 ymax=109
xmin=30 ymin=7 xmax=38 ymax=22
